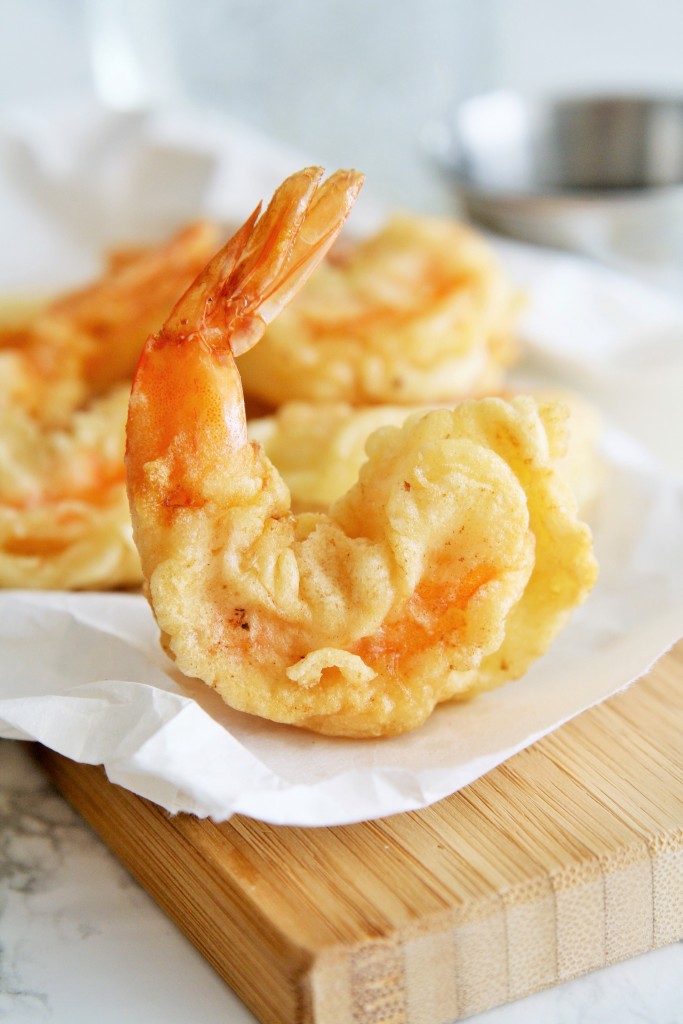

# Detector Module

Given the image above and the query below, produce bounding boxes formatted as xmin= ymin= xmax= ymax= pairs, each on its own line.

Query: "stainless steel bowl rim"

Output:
xmin=453 ymin=178 xmax=683 ymax=205
xmin=428 ymin=89 xmax=683 ymax=204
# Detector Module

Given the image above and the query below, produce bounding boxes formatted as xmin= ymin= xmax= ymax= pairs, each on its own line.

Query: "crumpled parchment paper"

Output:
xmin=1 ymin=102 xmax=682 ymax=826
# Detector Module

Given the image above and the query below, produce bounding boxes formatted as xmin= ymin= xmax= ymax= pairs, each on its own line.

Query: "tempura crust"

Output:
xmin=249 ymin=389 xmax=603 ymax=517
xmin=145 ymin=396 xmax=597 ymax=737
xmin=237 ymin=214 xmax=521 ymax=407
xmin=248 ymin=402 xmax=413 ymax=511
xmin=0 ymin=385 xmax=141 ymax=590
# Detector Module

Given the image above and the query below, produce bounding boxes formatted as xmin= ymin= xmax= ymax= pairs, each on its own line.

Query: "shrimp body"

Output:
xmin=127 ymin=168 xmax=597 ymax=737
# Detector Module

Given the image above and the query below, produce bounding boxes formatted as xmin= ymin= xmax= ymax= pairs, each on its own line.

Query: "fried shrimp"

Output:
xmin=1 ymin=221 xmax=219 ymax=425
xmin=0 ymin=384 xmax=139 ymax=589
xmin=237 ymin=213 xmax=521 ymax=408
xmin=126 ymin=167 xmax=597 ymax=738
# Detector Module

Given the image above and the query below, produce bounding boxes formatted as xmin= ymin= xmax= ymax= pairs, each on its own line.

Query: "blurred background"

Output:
xmin=2 ymin=0 xmax=683 ymax=213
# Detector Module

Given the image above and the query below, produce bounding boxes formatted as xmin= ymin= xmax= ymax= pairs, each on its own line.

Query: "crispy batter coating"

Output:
xmin=0 ymin=385 xmax=140 ymax=590
xmin=237 ymin=214 xmax=521 ymax=407
xmin=249 ymin=389 xmax=603 ymax=516
xmin=535 ymin=389 xmax=603 ymax=514
xmin=144 ymin=397 xmax=596 ymax=736
xmin=248 ymin=402 xmax=412 ymax=511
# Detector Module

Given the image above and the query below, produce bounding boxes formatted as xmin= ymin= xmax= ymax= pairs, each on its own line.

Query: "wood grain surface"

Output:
xmin=38 ymin=642 xmax=683 ymax=1024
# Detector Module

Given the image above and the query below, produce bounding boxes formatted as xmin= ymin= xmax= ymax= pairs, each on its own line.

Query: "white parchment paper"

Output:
xmin=1 ymin=102 xmax=682 ymax=826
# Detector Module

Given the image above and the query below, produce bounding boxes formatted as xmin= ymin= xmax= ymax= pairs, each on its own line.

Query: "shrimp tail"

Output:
xmin=126 ymin=167 xmax=364 ymax=547
xmin=164 ymin=166 xmax=365 ymax=356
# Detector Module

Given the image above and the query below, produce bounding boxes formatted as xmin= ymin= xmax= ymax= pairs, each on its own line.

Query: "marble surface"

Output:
xmin=1 ymin=739 xmax=681 ymax=1024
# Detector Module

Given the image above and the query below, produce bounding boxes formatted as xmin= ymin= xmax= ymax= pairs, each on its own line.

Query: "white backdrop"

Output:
xmin=1 ymin=0 xmax=682 ymax=209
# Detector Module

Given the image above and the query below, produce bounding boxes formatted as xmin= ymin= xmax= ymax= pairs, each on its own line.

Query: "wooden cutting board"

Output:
xmin=38 ymin=642 xmax=683 ymax=1024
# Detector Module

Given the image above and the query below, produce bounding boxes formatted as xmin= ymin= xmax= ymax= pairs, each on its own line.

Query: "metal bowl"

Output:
xmin=425 ymin=91 xmax=683 ymax=279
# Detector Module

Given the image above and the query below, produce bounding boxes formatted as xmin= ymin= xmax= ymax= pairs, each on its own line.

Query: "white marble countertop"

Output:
xmin=1 ymin=739 xmax=681 ymax=1024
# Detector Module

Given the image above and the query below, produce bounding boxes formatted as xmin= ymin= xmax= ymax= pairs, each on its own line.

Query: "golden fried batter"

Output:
xmin=250 ymin=389 xmax=603 ymax=516
xmin=237 ymin=213 xmax=521 ymax=407
xmin=0 ymin=385 xmax=140 ymax=589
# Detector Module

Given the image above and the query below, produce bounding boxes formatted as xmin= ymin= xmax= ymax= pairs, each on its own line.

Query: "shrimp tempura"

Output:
xmin=126 ymin=168 xmax=598 ymax=737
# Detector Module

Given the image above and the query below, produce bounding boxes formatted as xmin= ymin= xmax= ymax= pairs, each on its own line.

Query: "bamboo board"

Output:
xmin=39 ymin=642 xmax=683 ymax=1024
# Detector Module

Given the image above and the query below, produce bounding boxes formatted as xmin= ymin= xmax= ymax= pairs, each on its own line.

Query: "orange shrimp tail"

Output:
xmin=126 ymin=167 xmax=364 ymax=514
xmin=164 ymin=166 xmax=365 ymax=356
